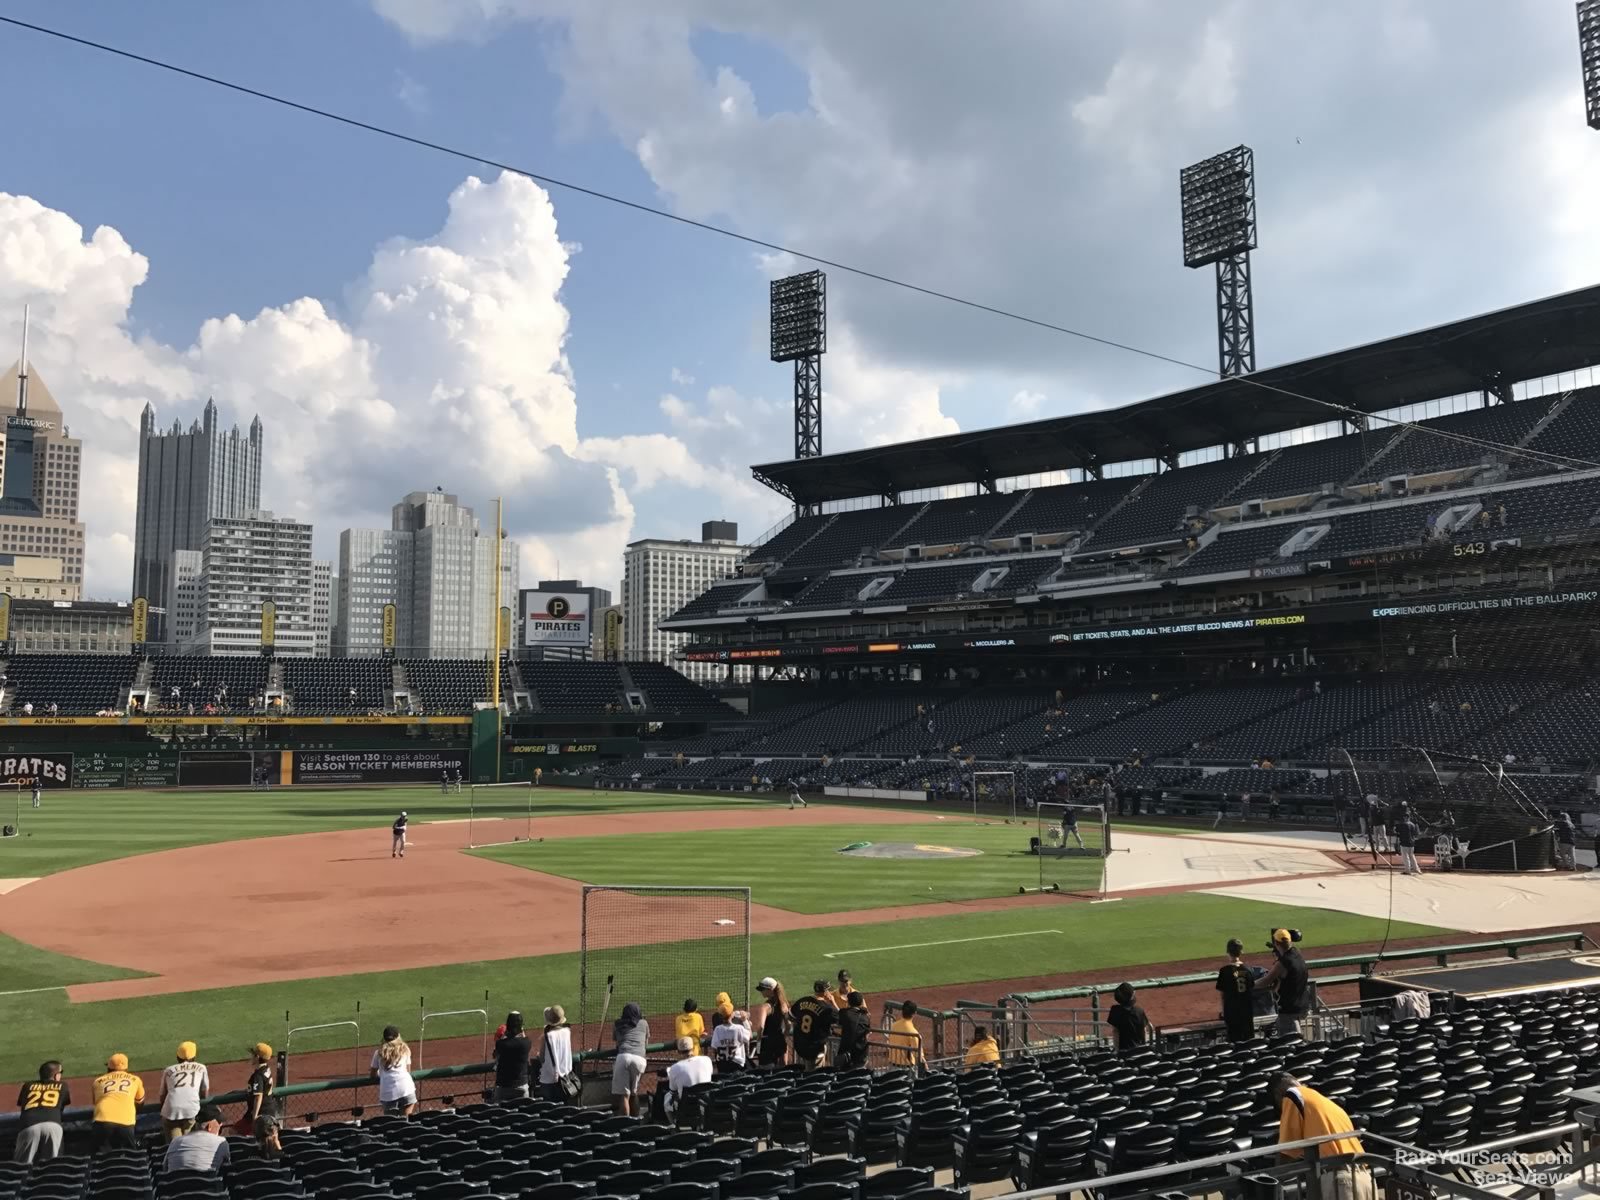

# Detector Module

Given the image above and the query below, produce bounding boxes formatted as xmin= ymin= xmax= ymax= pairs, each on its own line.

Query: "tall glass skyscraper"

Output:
xmin=131 ymin=400 xmax=263 ymax=615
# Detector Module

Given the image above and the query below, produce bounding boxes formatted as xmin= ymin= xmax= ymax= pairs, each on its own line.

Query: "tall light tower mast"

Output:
xmin=1581 ymin=0 xmax=1600 ymax=129
xmin=770 ymin=270 xmax=827 ymax=462
xmin=1180 ymin=145 xmax=1259 ymax=378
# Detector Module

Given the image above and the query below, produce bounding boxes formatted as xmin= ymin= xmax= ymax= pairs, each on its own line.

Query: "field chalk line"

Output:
xmin=0 ymin=985 xmax=67 ymax=998
xmin=822 ymin=930 xmax=1063 ymax=959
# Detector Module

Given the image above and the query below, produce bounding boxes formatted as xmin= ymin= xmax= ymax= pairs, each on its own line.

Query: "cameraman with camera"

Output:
xmin=1261 ymin=928 xmax=1311 ymax=1037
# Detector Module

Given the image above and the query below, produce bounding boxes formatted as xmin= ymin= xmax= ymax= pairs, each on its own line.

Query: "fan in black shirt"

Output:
xmin=1215 ymin=938 xmax=1256 ymax=1042
xmin=834 ymin=992 xmax=871 ymax=1070
xmin=15 ymin=1062 xmax=69 ymax=1164
xmin=492 ymin=1012 xmax=532 ymax=1101
xmin=791 ymin=981 xmax=837 ymax=1067
xmin=1107 ymin=982 xmax=1150 ymax=1052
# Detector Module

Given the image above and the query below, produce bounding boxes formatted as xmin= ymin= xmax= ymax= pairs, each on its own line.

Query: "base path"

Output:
xmin=0 ymin=807 xmax=1349 ymax=1002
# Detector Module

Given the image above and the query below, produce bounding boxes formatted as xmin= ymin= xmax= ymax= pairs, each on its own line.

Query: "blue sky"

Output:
xmin=5 ymin=0 xmax=773 ymax=441
xmin=1 ymin=1 xmax=1596 ymax=598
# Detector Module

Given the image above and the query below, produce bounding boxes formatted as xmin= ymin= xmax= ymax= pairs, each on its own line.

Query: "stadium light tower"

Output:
xmin=1180 ymin=145 xmax=1258 ymax=377
xmin=1581 ymin=0 xmax=1600 ymax=130
xmin=770 ymin=269 xmax=827 ymax=460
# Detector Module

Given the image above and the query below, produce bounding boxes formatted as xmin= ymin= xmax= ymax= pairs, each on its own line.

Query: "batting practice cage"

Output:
xmin=1033 ymin=803 xmax=1112 ymax=900
xmin=1291 ymin=385 xmax=1600 ymax=878
xmin=578 ymin=885 xmax=752 ymax=1039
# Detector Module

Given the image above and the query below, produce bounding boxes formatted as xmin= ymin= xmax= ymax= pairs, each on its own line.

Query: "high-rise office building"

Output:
xmin=313 ymin=560 xmax=333 ymax=658
xmin=622 ymin=520 xmax=746 ymax=683
xmin=0 ymin=361 xmax=86 ymax=591
xmin=335 ymin=489 xmax=519 ymax=657
xmin=181 ymin=511 xmax=317 ymax=656
xmin=132 ymin=399 xmax=262 ymax=614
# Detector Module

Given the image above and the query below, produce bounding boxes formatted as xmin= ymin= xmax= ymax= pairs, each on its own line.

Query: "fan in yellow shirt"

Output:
xmin=963 ymin=1026 xmax=1000 ymax=1068
xmin=92 ymin=1053 xmax=146 ymax=1152
xmin=887 ymin=1000 xmax=925 ymax=1069
xmin=674 ymin=999 xmax=706 ymax=1055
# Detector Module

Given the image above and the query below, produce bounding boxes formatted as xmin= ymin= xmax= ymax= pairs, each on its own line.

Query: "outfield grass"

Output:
xmin=474 ymin=820 xmax=1109 ymax=912
xmin=0 ymin=895 xmax=1452 ymax=1081
xmin=0 ymin=786 xmax=752 ymax=876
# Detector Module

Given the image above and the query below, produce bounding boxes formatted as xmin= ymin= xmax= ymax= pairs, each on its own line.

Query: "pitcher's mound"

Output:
xmin=839 ymin=842 xmax=983 ymax=859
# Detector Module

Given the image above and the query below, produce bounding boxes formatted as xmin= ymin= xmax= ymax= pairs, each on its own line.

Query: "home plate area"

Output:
xmin=838 ymin=842 xmax=985 ymax=859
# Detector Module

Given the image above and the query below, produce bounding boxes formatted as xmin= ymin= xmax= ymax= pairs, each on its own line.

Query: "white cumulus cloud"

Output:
xmin=0 ymin=174 xmax=727 ymax=598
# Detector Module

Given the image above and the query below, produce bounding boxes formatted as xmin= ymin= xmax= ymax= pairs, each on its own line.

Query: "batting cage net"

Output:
xmin=1333 ymin=745 xmax=1558 ymax=873
xmin=1034 ymin=802 xmax=1110 ymax=899
xmin=579 ymin=885 xmax=751 ymax=1040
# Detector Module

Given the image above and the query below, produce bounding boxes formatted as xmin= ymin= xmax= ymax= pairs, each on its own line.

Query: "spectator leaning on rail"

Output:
xmin=13 ymin=1061 xmax=68 ymax=1164
xmin=674 ymin=999 xmax=706 ymax=1054
xmin=91 ymin=1053 xmax=145 ymax=1153
xmin=612 ymin=1003 xmax=649 ymax=1116
xmin=163 ymin=1103 xmax=230 ymax=1175
xmin=492 ymin=1012 xmax=531 ymax=1102
xmin=1271 ymin=1072 xmax=1372 ymax=1200
xmin=159 ymin=1041 xmax=209 ymax=1141
xmin=371 ymin=1026 xmax=418 ymax=1116
xmin=538 ymin=1006 xmax=573 ymax=1102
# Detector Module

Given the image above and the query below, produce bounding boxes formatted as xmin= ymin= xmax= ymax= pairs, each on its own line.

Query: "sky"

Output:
xmin=1 ymin=0 xmax=1597 ymax=600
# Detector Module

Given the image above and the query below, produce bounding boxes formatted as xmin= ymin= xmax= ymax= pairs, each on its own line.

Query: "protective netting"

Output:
xmin=578 ymin=886 xmax=751 ymax=1035
xmin=1035 ymin=802 xmax=1110 ymax=897
xmin=1304 ymin=389 xmax=1600 ymax=871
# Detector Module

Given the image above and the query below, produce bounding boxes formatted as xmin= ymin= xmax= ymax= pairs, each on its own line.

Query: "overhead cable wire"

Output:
xmin=4 ymin=13 xmax=1598 ymax=475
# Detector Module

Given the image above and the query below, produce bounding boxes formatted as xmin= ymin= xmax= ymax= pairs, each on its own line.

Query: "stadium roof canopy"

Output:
xmin=752 ymin=283 xmax=1600 ymax=504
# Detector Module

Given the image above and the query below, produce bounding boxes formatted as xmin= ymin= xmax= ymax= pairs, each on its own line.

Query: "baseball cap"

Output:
xmin=400 ymin=811 xmax=407 ymax=817
xmin=1271 ymin=929 xmax=1292 ymax=947
xmin=757 ymin=976 xmax=776 ymax=991
xmin=196 ymin=1103 xmax=223 ymax=1125
xmin=677 ymin=1037 xmax=695 ymax=1052
xmin=251 ymin=1042 xmax=274 ymax=1061
xmin=813 ymin=979 xmax=829 ymax=994
xmin=176 ymin=1041 xmax=197 ymax=1061
xmin=106 ymin=1053 xmax=129 ymax=1071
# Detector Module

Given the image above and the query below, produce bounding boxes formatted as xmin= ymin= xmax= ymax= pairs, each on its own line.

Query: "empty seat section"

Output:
xmin=1200 ymin=679 xmax=1429 ymax=760
xmin=1087 ymin=457 xmax=1260 ymax=551
xmin=283 ymin=658 xmax=393 ymax=713
xmin=626 ymin=662 xmax=737 ymax=716
xmin=885 ymin=492 xmax=1021 ymax=548
xmin=786 ymin=506 xmax=923 ymax=569
xmin=668 ymin=579 xmax=763 ymax=622
xmin=991 ymin=477 xmax=1138 ymax=539
xmin=746 ymin=511 xmax=834 ymax=563
xmin=1221 ymin=431 xmax=1392 ymax=502
xmin=3 ymin=653 xmax=138 ymax=714
xmin=401 ymin=658 xmax=490 ymax=713
xmin=526 ymin=662 xmax=627 ymax=713
xmin=1051 ymin=685 xmax=1298 ymax=759
xmin=1357 ymin=397 xmax=1556 ymax=481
